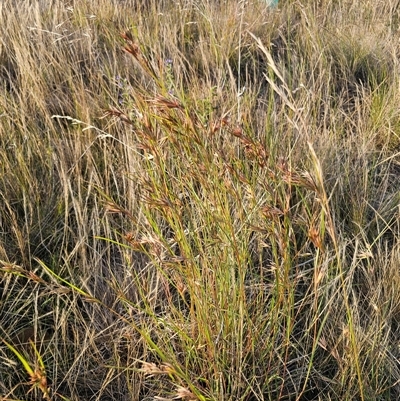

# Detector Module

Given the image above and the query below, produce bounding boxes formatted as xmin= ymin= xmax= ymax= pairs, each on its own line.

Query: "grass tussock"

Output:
xmin=1 ymin=0 xmax=400 ymax=400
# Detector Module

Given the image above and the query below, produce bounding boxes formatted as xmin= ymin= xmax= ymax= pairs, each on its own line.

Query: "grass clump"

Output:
xmin=1 ymin=0 xmax=400 ymax=400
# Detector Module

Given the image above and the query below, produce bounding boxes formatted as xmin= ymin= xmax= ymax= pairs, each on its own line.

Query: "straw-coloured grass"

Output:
xmin=1 ymin=1 xmax=400 ymax=400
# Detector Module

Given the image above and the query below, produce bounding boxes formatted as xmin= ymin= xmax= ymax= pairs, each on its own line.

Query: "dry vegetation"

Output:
xmin=1 ymin=0 xmax=400 ymax=400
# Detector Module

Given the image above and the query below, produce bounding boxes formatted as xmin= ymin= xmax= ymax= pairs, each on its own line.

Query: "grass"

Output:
xmin=1 ymin=0 xmax=400 ymax=400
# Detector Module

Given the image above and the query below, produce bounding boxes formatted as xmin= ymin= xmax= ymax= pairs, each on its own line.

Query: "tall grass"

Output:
xmin=1 ymin=0 xmax=400 ymax=400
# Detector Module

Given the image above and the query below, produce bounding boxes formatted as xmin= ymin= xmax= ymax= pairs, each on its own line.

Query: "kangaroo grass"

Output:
xmin=1 ymin=1 xmax=400 ymax=400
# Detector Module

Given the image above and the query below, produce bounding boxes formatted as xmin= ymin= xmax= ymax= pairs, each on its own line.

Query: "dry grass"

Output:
xmin=1 ymin=0 xmax=400 ymax=400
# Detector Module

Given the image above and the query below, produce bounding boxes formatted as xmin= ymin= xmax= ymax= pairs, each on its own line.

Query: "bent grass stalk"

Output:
xmin=2 ymin=338 xmax=50 ymax=399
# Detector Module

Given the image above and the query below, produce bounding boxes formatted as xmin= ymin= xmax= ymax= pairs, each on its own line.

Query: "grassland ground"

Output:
xmin=1 ymin=0 xmax=400 ymax=400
